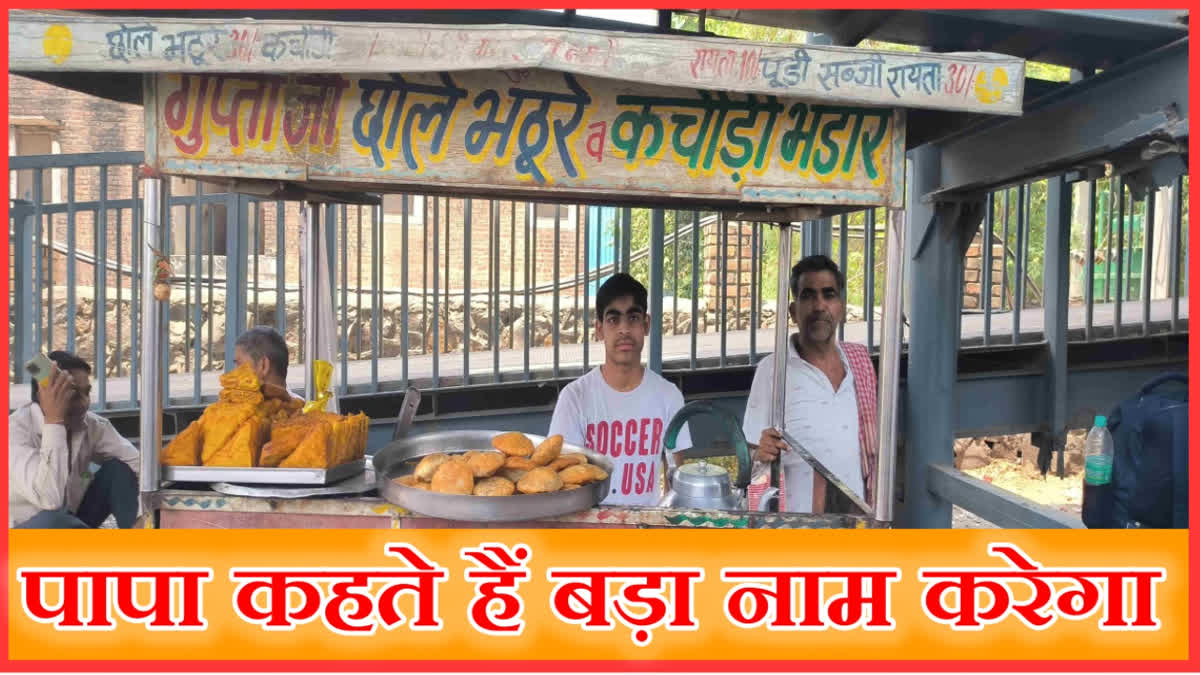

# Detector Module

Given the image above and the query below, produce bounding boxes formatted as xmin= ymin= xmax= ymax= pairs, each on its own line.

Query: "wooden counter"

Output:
xmin=153 ymin=488 xmax=879 ymax=529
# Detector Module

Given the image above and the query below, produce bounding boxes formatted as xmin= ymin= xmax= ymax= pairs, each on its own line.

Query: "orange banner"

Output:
xmin=8 ymin=529 xmax=1188 ymax=662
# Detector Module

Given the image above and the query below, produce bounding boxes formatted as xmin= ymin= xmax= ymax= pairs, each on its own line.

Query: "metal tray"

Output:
xmin=374 ymin=430 xmax=613 ymax=522
xmin=210 ymin=459 xmax=377 ymax=498
xmin=162 ymin=459 xmax=364 ymax=486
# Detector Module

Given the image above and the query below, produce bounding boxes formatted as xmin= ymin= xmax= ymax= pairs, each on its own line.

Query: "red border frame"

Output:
xmin=1 ymin=1 xmax=1195 ymax=671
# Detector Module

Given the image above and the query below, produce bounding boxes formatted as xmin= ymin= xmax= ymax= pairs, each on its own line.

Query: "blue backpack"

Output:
xmin=1101 ymin=373 xmax=1189 ymax=529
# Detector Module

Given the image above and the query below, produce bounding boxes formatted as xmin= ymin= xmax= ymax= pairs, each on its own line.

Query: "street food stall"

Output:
xmin=9 ymin=10 xmax=1026 ymax=528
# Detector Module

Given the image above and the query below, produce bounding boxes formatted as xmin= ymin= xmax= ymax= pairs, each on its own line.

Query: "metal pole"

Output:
xmin=138 ymin=174 xmax=163 ymax=500
xmin=303 ymin=201 xmax=320 ymax=401
xmin=770 ymin=223 xmax=792 ymax=431
xmin=649 ymin=208 xmax=665 ymax=373
xmin=874 ymin=208 xmax=906 ymax=523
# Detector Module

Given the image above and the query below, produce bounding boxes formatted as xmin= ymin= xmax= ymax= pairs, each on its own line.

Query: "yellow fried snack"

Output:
xmin=161 ymin=421 xmax=203 ymax=466
xmin=530 ymin=434 xmax=563 ymax=466
xmin=394 ymin=475 xmax=433 ymax=490
xmin=414 ymin=453 xmax=451 ymax=482
xmin=467 ymin=452 xmax=505 ymax=478
xmin=517 ymin=467 xmax=563 ymax=494
xmin=257 ymin=417 xmax=312 ymax=467
xmin=431 ymin=460 xmax=474 ymax=495
xmin=219 ymin=362 xmax=261 ymax=392
xmin=261 ymin=382 xmax=294 ymax=401
xmin=491 ymin=431 xmax=534 ymax=457
xmin=205 ymin=414 xmax=269 ymax=467
xmin=279 ymin=421 xmax=333 ymax=469
xmin=503 ymin=456 xmax=537 ymax=471
xmin=548 ymin=454 xmax=587 ymax=472
xmin=219 ymin=388 xmax=265 ymax=405
xmin=473 ymin=476 xmax=516 ymax=497
xmin=559 ymin=464 xmax=609 ymax=485
xmin=498 ymin=467 xmax=529 ymax=483
xmin=327 ymin=416 xmax=354 ymax=467
xmin=200 ymin=402 xmax=257 ymax=465
xmin=256 ymin=398 xmax=283 ymax=418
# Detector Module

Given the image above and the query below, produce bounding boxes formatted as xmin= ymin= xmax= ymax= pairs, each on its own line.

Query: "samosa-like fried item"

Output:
xmin=205 ymin=414 xmax=269 ymax=467
xmin=219 ymin=388 xmax=264 ymax=405
xmin=491 ymin=431 xmax=533 ymax=457
xmin=261 ymin=382 xmax=294 ymax=401
xmin=200 ymin=402 xmax=256 ymax=465
xmin=279 ymin=421 xmax=332 ymax=469
xmin=256 ymin=398 xmax=283 ymax=418
xmin=161 ymin=421 xmax=203 ymax=466
xmin=530 ymin=434 xmax=563 ymax=466
xmin=219 ymin=362 xmax=261 ymax=392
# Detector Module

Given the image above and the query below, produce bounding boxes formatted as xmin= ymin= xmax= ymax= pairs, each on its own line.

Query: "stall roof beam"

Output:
xmin=927 ymin=38 xmax=1188 ymax=200
xmin=689 ymin=9 xmax=1187 ymax=71
xmin=79 ymin=9 xmax=677 ymax=35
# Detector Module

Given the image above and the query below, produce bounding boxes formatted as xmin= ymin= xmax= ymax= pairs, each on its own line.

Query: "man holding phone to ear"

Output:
xmin=9 ymin=351 xmax=141 ymax=528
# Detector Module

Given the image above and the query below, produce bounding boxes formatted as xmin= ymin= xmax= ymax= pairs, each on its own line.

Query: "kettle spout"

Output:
xmin=755 ymin=487 xmax=780 ymax=512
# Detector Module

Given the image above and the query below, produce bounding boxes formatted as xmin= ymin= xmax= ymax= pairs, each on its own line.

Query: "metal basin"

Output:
xmin=373 ymin=430 xmax=613 ymax=522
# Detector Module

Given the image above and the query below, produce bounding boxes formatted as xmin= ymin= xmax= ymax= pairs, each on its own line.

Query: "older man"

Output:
xmin=743 ymin=255 xmax=879 ymax=514
xmin=233 ymin=326 xmax=303 ymax=400
xmin=9 ymin=351 xmax=141 ymax=528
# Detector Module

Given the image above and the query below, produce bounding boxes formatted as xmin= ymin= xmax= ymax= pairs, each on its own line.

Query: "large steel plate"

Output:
xmin=374 ymin=430 xmax=612 ymax=522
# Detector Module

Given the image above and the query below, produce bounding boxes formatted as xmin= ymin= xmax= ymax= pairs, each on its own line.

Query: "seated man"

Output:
xmin=10 ymin=351 xmax=140 ymax=528
xmin=549 ymin=273 xmax=691 ymax=507
xmin=233 ymin=326 xmax=302 ymax=400
xmin=743 ymin=255 xmax=879 ymax=514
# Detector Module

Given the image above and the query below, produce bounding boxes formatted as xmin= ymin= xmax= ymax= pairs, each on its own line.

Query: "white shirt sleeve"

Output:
xmin=88 ymin=416 xmax=141 ymax=478
xmin=9 ymin=414 xmax=70 ymax=512
xmin=548 ymin=384 xmax=587 ymax=449
xmin=742 ymin=355 xmax=773 ymax=446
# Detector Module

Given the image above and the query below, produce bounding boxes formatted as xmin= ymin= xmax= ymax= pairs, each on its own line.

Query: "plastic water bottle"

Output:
xmin=1081 ymin=415 xmax=1114 ymax=528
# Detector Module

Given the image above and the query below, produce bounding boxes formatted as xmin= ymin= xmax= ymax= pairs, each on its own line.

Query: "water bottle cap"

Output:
xmin=1094 ymin=415 xmax=1107 ymax=427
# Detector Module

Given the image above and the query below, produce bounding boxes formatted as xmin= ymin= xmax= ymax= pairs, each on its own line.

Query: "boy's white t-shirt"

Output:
xmin=549 ymin=367 xmax=692 ymax=507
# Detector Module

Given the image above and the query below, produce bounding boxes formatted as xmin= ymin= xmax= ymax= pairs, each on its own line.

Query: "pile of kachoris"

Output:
xmin=395 ymin=432 xmax=609 ymax=497
xmin=161 ymin=362 xmax=369 ymax=469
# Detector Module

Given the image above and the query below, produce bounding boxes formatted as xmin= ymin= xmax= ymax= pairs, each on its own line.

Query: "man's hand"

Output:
xmin=39 ymin=366 xmax=75 ymax=426
xmin=754 ymin=427 xmax=790 ymax=463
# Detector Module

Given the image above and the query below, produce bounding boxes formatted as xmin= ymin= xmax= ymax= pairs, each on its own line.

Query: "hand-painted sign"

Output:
xmin=9 ymin=11 xmax=1026 ymax=115
xmin=146 ymin=70 xmax=906 ymax=208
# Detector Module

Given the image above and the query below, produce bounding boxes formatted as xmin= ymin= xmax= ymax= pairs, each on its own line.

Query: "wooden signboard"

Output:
xmin=145 ymin=70 xmax=907 ymax=208
xmin=10 ymin=12 xmax=1026 ymax=115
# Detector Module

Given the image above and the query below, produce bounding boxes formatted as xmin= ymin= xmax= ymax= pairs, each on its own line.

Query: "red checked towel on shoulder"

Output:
xmin=746 ymin=342 xmax=879 ymax=514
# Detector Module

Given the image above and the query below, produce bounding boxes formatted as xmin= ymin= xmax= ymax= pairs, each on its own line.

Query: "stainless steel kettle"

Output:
xmin=658 ymin=402 xmax=754 ymax=511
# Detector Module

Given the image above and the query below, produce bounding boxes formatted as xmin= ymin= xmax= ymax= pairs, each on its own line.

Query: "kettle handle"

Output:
xmin=663 ymin=401 xmax=752 ymax=489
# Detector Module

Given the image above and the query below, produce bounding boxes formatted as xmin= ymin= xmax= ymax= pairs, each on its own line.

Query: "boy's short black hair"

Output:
xmin=790 ymin=254 xmax=846 ymax=298
xmin=31 ymin=350 xmax=91 ymax=403
xmin=235 ymin=326 xmax=289 ymax=378
xmin=595 ymin=273 xmax=648 ymax=317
